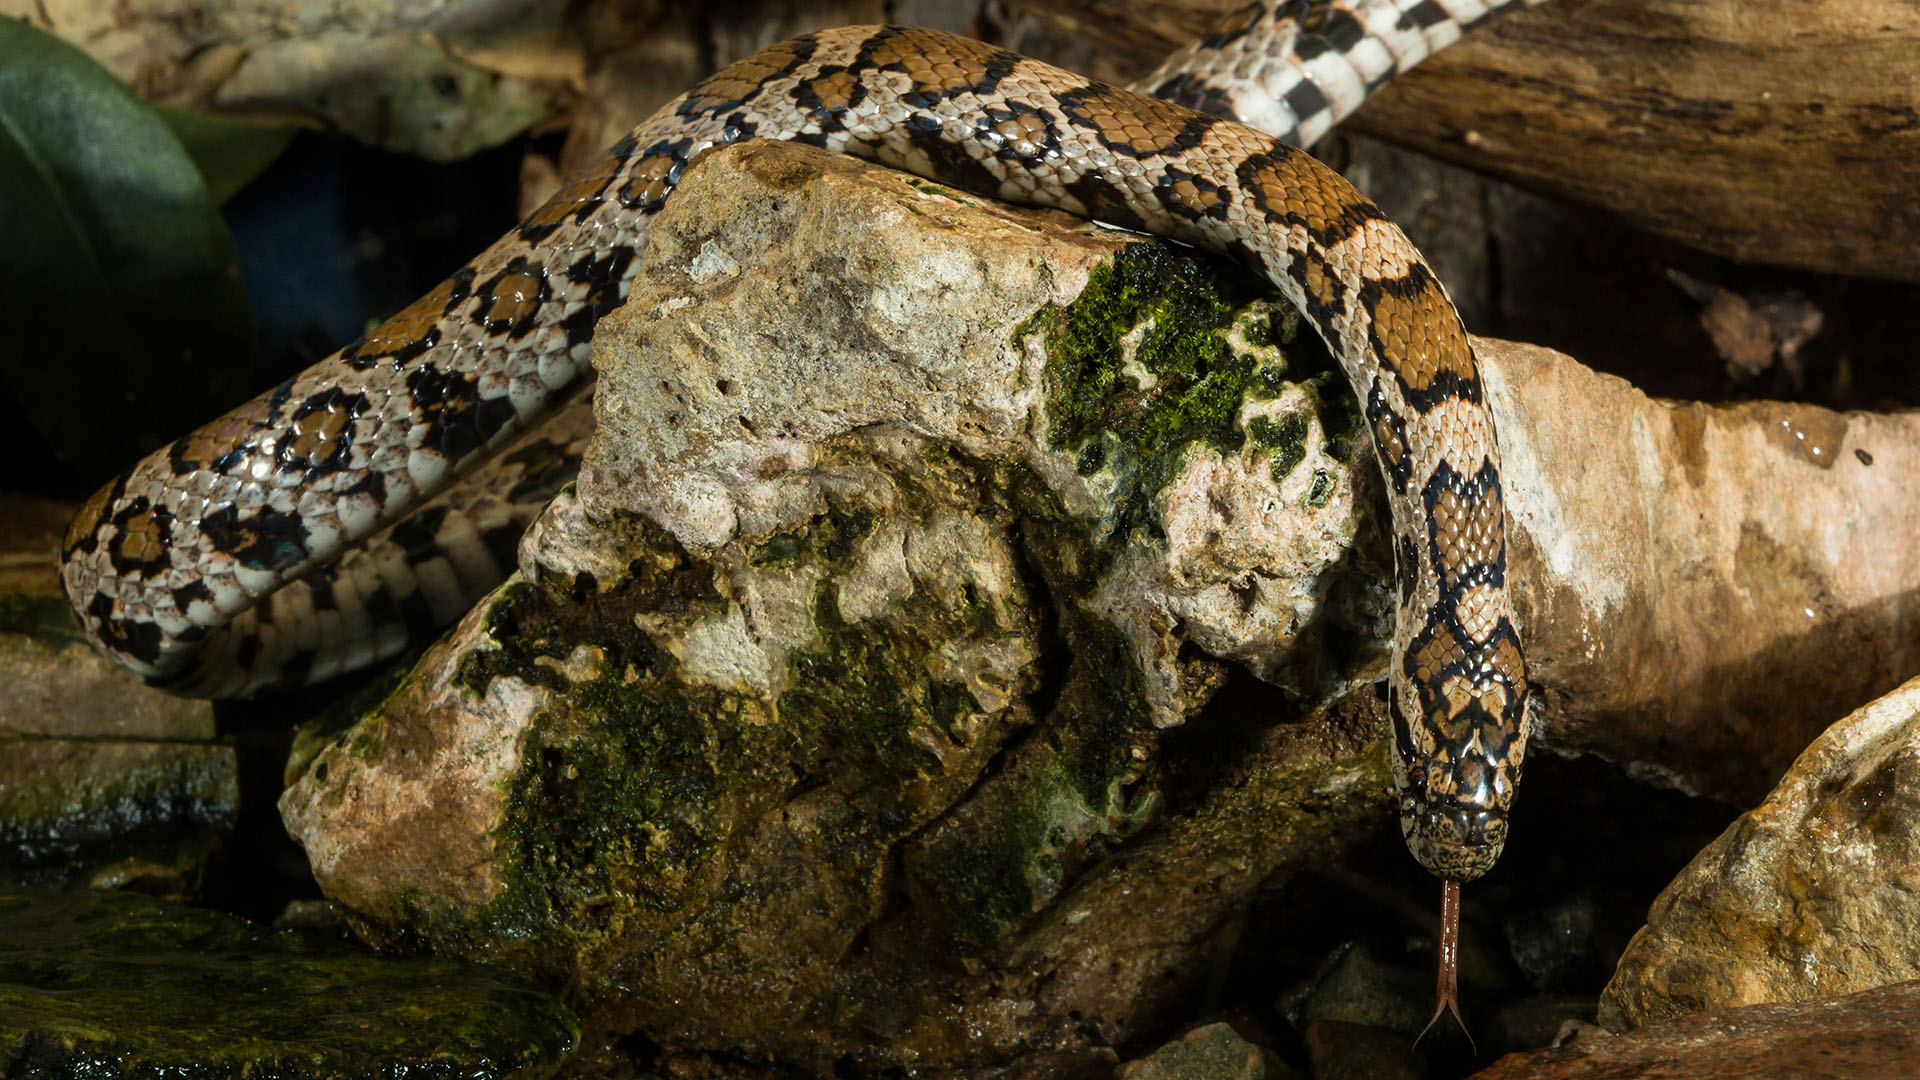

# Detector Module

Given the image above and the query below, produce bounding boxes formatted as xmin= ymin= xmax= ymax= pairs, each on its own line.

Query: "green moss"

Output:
xmin=346 ymin=729 xmax=383 ymax=760
xmin=471 ymin=644 xmax=758 ymax=957
xmin=1028 ymin=244 xmax=1260 ymax=471
xmin=907 ymin=178 xmax=966 ymax=201
xmin=778 ymin=586 xmax=960 ymax=796
xmin=1243 ymin=305 xmax=1301 ymax=352
xmin=1246 ymin=411 xmax=1311 ymax=486
xmin=1023 ymin=242 xmax=1337 ymax=555
xmin=498 ymin=657 xmax=758 ymax=936
xmin=1310 ymin=372 xmax=1365 ymax=455
xmin=768 ymin=479 xmax=1032 ymax=809
xmin=751 ymin=504 xmax=877 ymax=569
xmin=1053 ymin=621 xmax=1154 ymax=808
xmin=0 ymin=887 xmax=575 ymax=1077
xmin=422 ymin=521 xmax=753 ymax=963
xmin=1250 ymin=362 xmax=1292 ymax=399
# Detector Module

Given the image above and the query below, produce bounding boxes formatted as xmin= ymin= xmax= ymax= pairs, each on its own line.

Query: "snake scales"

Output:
xmin=60 ymin=0 xmax=1536 ymax=1024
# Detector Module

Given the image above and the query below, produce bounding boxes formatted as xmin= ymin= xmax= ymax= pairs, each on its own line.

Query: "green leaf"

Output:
xmin=0 ymin=17 xmax=254 ymax=485
xmin=156 ymin=105 xmax=295 ymax=205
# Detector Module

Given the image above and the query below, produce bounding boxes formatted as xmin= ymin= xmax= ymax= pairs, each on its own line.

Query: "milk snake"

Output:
xmin=60 ymin=0 xmax=1540 ymax=1031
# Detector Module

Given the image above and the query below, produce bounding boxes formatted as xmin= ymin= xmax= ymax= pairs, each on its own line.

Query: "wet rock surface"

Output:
xmin=1599 ymin=677 xmax=1920 ymax=1030
xmin=0 ymin=494 xmax=233 ymax=885
xmin=0 ymin=886 xmax=576 ymax=1078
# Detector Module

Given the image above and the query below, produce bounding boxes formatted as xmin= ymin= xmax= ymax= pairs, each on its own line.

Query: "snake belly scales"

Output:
xmin=60 ymin=0 xmax=1533 ymax=977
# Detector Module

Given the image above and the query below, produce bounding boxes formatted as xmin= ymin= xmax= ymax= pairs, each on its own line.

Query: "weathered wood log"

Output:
xmin=1006 ymin=0 xmax=1920 ymax=282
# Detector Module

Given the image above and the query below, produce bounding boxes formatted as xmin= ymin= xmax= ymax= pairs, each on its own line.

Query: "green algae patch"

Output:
xmin=781 ymin=587 xmax=967 ymax=792
xmin=424 ymin=486 xmax=1046 ymax=1025
xmin=904 ymin=545 xmax=1168 ymax=950
xmin=489 ymin=651 xmax=763 ymax=950
xmin=751 ymin=504 xmax=877 ymax=570
xmin=445 ymin=523 xmax=758 ymax=961
xmin=0 ymin=741 xmax=234 ymax=885
xmin=906 ymin=178 xmax=973 ymax=204
xmin=1 ymin=525 xmax=235 ymax=885
xmin=0 ymin=887 xmax=575 ymax=1078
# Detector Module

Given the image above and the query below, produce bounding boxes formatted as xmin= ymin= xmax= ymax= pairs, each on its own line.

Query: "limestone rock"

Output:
xmin=1597 ymin=678 xmax=1920 ymax=1030
xmin=0 ymin=494 xmax=232 ymax=883
xmin=1484 ymin=338 xmax=1920 ymax=807
xmin=283 ymin=140 xmax=1394 ymax=1071
xmin=1468 ymin=980 xmax=1920 ymax=1079
xmin=0 ymin=887 xmax=575 ymax=1077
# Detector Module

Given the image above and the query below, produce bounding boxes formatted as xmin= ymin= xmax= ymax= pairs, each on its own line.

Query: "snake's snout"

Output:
xmin=1391 ymin=682 xmax=1529 ymax=882
xmin=1404 ymin=791 xmax=1510 ymax=882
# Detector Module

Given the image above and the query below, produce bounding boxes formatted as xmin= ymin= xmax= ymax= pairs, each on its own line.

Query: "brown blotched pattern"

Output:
xmin=61 ymin=16 xmax=1529 ymax=880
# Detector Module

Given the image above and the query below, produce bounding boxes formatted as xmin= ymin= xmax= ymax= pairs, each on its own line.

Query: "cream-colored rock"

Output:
xmin=1484 ymin=344 xmax=1920 ymax=806
xmin=282 ymin=141 xmax=1394 ymax=1071
xmin=1477 ymin=981 xmax=1920 ymax=1079
xmin=1596 ymin=679 xmax=1920 ymax=1030
xmin=573 ymin=142 xmax=1376 ymax=728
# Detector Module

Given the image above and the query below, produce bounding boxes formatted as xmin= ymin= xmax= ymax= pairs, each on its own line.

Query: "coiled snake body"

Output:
xmin=61 ymin=3 xmax=1535 ymax=1028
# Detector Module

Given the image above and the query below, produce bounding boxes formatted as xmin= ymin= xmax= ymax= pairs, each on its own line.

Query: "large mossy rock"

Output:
xmin=0 ymin=887 xmax=576 ymax=1077
xmin=281 ymin=141 xmax=1395 ymax=1072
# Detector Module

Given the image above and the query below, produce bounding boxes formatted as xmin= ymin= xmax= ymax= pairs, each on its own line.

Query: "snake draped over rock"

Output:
xmin=60 ymin=1 xmax=1539 ymax=1027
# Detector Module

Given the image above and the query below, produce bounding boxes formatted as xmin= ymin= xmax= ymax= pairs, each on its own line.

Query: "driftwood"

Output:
xmin=1006 ymin=0 xmax=1920 ymax=283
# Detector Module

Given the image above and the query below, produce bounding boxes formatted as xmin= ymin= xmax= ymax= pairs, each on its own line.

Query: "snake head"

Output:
xmin=1389 ymin=670 xmax=1532 ymax=882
